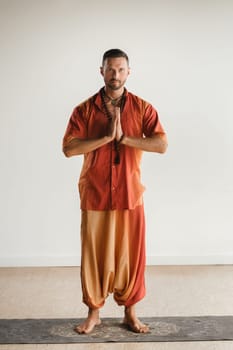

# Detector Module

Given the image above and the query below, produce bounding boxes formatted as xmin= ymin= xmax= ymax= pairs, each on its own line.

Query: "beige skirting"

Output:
xmin=80 ymin=205 xmax=146 ymax=309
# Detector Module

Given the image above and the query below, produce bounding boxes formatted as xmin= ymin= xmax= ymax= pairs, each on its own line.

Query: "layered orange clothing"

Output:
xmin=63 ymin=88 xmax=166 ymax=308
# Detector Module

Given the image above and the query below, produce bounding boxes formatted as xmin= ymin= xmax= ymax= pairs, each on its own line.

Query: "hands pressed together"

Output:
xmin=108 ymin=107 xmax=124 ymax=142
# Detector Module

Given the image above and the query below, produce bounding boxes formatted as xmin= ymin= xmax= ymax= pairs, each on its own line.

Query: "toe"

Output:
xmin=140 ymin=324 xmax=149 ymax=333
xmin=74 ymin=326 xmax=83 ymax=334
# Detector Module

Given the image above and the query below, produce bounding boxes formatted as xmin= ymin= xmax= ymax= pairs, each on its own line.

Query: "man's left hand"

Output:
xmin=115 ymin=107 xmax=123 ymax=142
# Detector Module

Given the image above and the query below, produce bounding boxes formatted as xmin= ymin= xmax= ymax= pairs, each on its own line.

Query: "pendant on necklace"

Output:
xmin=111 ymin=99 xmax=118 ymax=106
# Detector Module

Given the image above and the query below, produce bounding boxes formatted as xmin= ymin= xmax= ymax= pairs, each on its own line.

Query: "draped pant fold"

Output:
xmin=80 ymin=205 xmax=146 ymax=309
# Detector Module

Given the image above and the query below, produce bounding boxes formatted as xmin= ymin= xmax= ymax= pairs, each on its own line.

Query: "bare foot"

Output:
xmin=124 ymin=305 xmax=149 ymax=333
xmin=74 ymin=308 xmax=101 ymax=334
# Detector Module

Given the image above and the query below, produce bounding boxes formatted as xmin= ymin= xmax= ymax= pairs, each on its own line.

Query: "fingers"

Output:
xmin=115 ymin=109 xmax=123 ymax=142
xmin=107 ymin=108 xmax=122 ymax=142
xmin=108 ymin=114 xmax=117 ymax=140
xmin=115 ymin=107 xmax=121 ymax=120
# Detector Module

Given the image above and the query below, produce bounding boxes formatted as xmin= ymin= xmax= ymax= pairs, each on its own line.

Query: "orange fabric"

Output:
xmin=80 ymin=206 xmax=146 ymax=309
xmin=63 ymin=88 xmax=166 ymax=210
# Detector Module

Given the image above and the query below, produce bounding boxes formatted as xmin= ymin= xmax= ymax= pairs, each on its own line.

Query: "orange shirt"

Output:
xmin=63 ymin=88 xmax=166 ymax=210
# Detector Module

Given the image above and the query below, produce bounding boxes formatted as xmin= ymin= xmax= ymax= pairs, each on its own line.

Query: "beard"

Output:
xmin=106 ymin=79 xmax=125 ymax=91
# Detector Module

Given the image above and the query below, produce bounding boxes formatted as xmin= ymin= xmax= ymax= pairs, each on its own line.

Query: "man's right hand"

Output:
xmin=108 ymin=115 xmax=117 ymax=141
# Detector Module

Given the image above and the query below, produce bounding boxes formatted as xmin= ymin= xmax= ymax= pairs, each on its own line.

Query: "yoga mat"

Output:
xmin=0 ymin=316 xmax=233 ymax=344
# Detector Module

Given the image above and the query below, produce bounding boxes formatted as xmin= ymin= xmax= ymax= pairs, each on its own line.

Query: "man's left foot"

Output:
xmin=123 ymin=316 xmax=149 ymax=333
xmin=123 ymin=307 xmax=149 ymax=333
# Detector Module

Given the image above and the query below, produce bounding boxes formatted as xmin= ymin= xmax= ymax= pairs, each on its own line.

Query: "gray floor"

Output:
xmin=0 ymin=265 xmax=233 ymax=349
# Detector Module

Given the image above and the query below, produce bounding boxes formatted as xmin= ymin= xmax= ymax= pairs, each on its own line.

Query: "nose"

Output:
xmin=112 ymin=70 xmax=119 ymax=79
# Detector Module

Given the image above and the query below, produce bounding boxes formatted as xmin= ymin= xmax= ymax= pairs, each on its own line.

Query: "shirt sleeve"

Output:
xmin=62 ymin=106 xmax=88 ymax=147
xmin=143 ymin=104 xmax=166 ymax=137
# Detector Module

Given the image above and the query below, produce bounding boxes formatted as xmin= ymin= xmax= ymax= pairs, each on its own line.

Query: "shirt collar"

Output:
xmin=94 ymin=87 xmax=129 ymax=110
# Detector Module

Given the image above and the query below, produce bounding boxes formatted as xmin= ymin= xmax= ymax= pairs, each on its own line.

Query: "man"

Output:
xmin=63 ymin=48 xmax=167 ymax=334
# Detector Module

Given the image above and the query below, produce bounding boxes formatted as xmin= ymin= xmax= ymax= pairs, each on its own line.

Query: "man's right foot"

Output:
xmin=74 ymin=309 xmax=101 ymax=334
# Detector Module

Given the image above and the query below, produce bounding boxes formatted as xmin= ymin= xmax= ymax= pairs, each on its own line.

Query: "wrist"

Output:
xmin=104 ymin=135 xmax=113 ymax=143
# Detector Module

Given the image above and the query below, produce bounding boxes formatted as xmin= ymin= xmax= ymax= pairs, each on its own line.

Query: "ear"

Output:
xmin=100 ymin=66 xmax=104 ymax=76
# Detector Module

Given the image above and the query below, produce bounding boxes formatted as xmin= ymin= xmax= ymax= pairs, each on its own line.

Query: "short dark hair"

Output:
xmin=102 ymin=48 xmax=129 ymax=66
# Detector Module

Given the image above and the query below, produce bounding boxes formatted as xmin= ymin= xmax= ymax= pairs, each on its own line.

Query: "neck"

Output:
xmin=104 ymin=87 xmax=124 ymax=100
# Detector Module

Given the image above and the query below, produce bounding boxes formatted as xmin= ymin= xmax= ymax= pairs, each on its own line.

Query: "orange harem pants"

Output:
xmin=80 ymin=205 xmax=146 ymax=309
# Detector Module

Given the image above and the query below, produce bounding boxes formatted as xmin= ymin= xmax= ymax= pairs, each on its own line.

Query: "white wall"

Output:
xmin=0 ymin=0 xmax=232 ymax=266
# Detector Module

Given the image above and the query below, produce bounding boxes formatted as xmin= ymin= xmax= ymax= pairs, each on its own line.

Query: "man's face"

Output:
xmin=100 ymin=57 xmax=130 ymax=91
